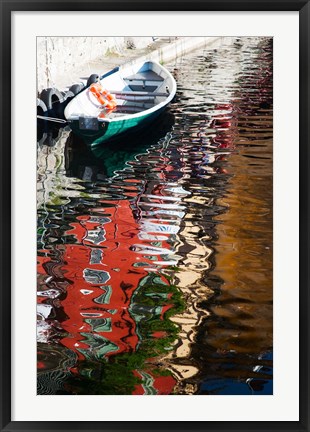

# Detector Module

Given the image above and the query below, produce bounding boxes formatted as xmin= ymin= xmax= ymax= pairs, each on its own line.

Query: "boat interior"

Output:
xmin=109 ymin=63 xmax=171 ymax=117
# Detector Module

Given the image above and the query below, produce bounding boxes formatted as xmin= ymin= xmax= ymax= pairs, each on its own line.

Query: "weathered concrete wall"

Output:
xmin=37 ymin=36 xmax=225 ymax=93
xmin=135 ymin=37 xmax=220 ymax=65
xmin=36 ymin=37 xmax=154 ymax=93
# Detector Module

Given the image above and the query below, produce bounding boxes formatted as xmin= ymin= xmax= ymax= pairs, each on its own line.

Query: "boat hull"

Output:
xmin=70 ymin=106 xmax=165 ymax=147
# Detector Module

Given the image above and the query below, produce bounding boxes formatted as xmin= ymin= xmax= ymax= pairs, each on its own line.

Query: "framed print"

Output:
xmin=1 ymin=0 xmax=309 ymax=431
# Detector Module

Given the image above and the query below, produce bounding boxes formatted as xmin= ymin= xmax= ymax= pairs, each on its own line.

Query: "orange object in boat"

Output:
xmin=89 ymin=83 xmax=117 ymax=110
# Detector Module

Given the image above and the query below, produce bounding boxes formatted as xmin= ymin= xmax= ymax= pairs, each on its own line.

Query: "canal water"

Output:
xmin=37 ymin=37 xmax=273 ymax=395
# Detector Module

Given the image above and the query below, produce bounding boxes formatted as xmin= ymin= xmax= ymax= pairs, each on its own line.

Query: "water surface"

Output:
xmin=37 ymin=36 xmax=272 ymax=395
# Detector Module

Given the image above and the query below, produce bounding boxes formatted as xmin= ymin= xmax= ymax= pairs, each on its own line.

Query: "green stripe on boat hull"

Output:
xmin=70 ymin=108 xmax=163 ymax=147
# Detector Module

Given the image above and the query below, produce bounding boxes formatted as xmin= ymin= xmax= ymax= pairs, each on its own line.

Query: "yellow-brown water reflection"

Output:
xmin=211 ymin=144 xmax=272 ymax=355
xmin=160 ymin=37 xmax=273 ymax=394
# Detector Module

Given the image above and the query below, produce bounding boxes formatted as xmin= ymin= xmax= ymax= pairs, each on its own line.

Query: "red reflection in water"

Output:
xmin=37 ymin=193 xmax=178 ymax=394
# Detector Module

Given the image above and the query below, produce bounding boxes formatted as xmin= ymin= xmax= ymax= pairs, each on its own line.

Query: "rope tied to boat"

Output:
xmin=37 ymin=115 xmax=68 ymax=124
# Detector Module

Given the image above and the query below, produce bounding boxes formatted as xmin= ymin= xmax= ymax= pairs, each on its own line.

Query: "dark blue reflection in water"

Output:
xmin=200 ymin=352 xmax=273 ymax=395
xmin=37 ymin=37 xmax=272 ymax=395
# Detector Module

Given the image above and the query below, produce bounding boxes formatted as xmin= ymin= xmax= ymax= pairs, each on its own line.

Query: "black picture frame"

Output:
xmin=1 ymin=1 xmax=309 ymax=431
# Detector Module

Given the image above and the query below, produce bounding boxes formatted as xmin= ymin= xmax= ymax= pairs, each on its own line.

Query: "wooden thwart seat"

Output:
xmin=114 ymin=104 xmax=153 ymax=114
xmin=124 ymin=71 xmax=164 ymax=82
xmin=111 ymin=90 xmax=169 ymax=97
